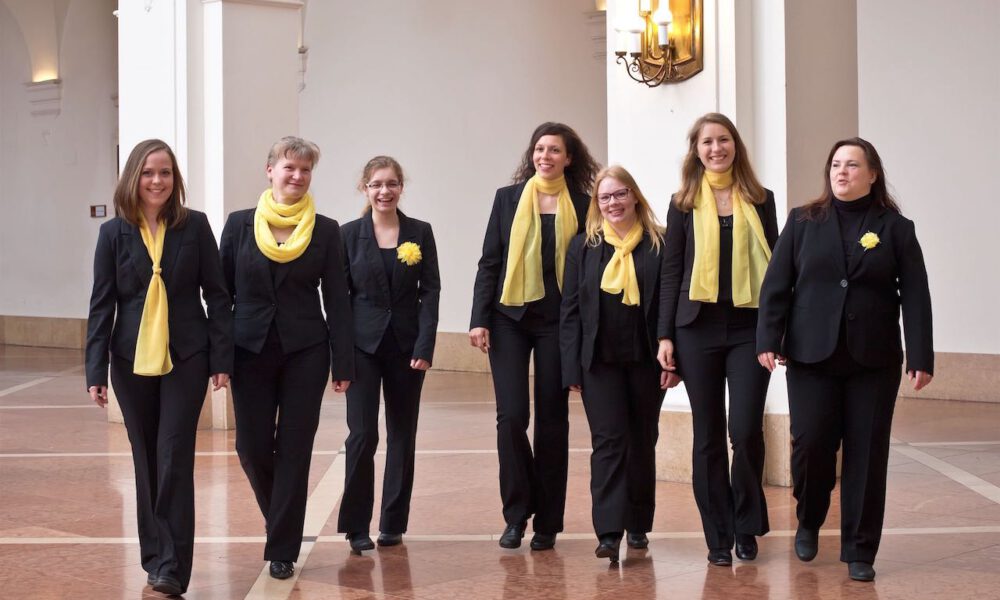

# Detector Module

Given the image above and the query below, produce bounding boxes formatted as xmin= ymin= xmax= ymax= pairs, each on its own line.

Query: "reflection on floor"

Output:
xmin=2 ymin=344 xmax=999 ymax=599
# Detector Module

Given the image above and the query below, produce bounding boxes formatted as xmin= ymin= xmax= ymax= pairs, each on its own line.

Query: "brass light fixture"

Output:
xmin=613 ymin=0 xmax=703 ymax=87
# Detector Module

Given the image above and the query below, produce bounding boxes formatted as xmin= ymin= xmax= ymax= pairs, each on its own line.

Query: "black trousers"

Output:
xmin=787 ymin=343 xmax=901 ymax=563
xmin=338 ymin=334 xmax=425 ymax=535
xmin=581 ymin=360 xmax=665 ymax=537
xmin=674 ymin=304 xmax=771 ymax=550
xmin=110 ymin=350 xmax=208 ymax=591
xmin=232 ymin=327 xmax=330 ymax=562
xmin=488 ymin=311 xmax=568 ymax=533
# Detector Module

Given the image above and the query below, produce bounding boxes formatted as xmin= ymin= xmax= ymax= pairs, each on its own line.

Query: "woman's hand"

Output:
xmin=332 ymin=380 xmax=351 ymax=393
xmin=211 ymin=373 xmax=230 ymax=391
xmin=757 ymin=352 xmax=787 ymax=372
xmin=657 ymin=339 xmax=677 ymax=372
xmin=88 ymin=385 xmax=108 ymax=408
xmin=660 ymin=371 xmax=682 ymax=390
xmin=469 ymin=327 xmax=491 ymax=353
xmin=907 ymin=370 xmax=933 ymax=391
xmin=568 ymin=385 xmax=582 ymax=393
xmin=410 ymin=358 xmax=431 ymax=371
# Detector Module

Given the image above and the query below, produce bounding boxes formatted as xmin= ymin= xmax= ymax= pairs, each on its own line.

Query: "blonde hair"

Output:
xmin=266 ymin=136 xmax=321 ymax=168
xmin=585 ymin=165 xmax=664 ymax=252
xmin=675 ymin=113 xmax=765 ymax=212
xmin=357 ymin=155 xmax=405 ymax=215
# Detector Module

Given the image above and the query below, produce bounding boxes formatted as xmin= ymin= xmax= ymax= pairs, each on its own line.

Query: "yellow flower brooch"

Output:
xmin=397 ymin=241 xmax=422 ymax=266
xmin=859 ymin=231 xmax=880 ymax=251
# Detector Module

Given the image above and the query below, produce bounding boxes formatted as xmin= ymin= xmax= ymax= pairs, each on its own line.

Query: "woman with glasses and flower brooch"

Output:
xmin=560 ymin=165 xmax=675 ymax=563
xmin=658 ymin=113 xmax=779 ymax=567
xmin=337 ymin=156 xmax=440 ymax=552
xmin=756 ymin=137 xmax=933 ymax=582
xmin=220 ymin=136 xmax=354 ymax=581
xmin=470 ymin=122 xmax=599 ymax=551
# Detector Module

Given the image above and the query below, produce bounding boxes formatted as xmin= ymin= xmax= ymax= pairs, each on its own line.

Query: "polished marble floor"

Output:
xmin=1 ymin=344 xmax=999 ymax=599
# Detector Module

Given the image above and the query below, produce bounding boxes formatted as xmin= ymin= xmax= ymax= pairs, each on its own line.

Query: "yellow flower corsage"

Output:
xmin=397 ymin=241 xmax=422 ymax=266
xmin=859 ymin=231 xmax=880 ymax=251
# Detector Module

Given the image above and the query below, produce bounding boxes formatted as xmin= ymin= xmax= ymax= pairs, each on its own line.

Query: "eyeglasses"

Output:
xmin=366 ymin=181 xmax=402 ymax=191
xmin=597 ymin=188 xmax=630 ymax=204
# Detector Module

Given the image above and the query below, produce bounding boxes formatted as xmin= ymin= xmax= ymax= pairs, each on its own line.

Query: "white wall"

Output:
xmin=0 ymin=0 xmax=117 ymax=319
xmin=858 ymin=0 xmax=1000 ymax=354
xmin=300 ymin=0 xmax=608 ymax=333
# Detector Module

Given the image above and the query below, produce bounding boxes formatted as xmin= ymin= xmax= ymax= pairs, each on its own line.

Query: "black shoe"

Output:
xmin=595 ymin=534 xmax=622 ymax=563
xmin=347 ymin=532 xmax=375 ymax=553
xmin=794 ymin=527 xmax=819 ymax=562
xmin=499 ymin=522 xmax=526 ymax=549
xmin=707 ymin=549 xmax=733 ymax=566
xmin=626 ymin=532 xmax=649 ymax=549
xmin=848 ymin=561 xmax=876 ymax=582
xmin=735 ymin=534 xmax=758 ymax=561
xmin=529 ymin=532 xmax=556 ymax=550
xmin=377 ymin=533 xmax=403 ymax=547
xmin=152 ymin=575 xmax=183 ymax=596
xmin=269 ymin=561 xmax=294 ymax=580
xmin=146 ymin=573 xmax=156 ymax=586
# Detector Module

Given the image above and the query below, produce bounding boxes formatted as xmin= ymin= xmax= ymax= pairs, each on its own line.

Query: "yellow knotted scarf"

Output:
xmin=254 ymin=189 xmax=316 ymax=263
xmin=499 ymin=174 xmax=578 ymax=306
xmin=689 ymin=168 xmax=772 ymax=307
xmin=600 ymin=219 xmax=644 ymax=306
xmin=133 ymin=215 xmax=173 ymax=376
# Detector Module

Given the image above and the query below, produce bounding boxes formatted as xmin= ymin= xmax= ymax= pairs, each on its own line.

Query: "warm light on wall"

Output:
xmin=613 ymin=0 xmax=703 ymax=87
xmin=32 ymin=71 xmax=59 ymax=83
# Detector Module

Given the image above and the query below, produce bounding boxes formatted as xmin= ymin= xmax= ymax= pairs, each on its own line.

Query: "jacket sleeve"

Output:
xmin=470 ymin=189 xmax=504 ymax=330
xmin=85 ymin=224 xmax=117 ymax=388
xmin=559 ymin=235 xmax=585 ymax=388
xmin=657 ymin=200 xmax=685 ymax=340
xmin=756 ymin=211 xmax=798 ymax=354
xmin=896 ymin=218 xmax=934 ymax=374
xmin=322 ymin=220 xmax=356 ymax=381
xmin=413 ymin=223 xmax=441 ymax=363
xmin=197 ymin=213 xmax=234 ymax=376
xmin=764 ymin=190 xmax=780 ymax=249
xmin=219 ymin=212 xmax=239 ymax=304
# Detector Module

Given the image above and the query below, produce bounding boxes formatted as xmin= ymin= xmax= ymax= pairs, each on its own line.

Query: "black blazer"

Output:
xmin=341 ymin=211 xmax=440 ymax=362
xmin=560 ymin=232 xmax=664 ymax=388
xmin=658 ymin=190 xmax=779 ymax=340
xmin=470 ymin=182 xmax=590 ymax=329
xmin=85 ymin=211 xmax=233 ymax=387
xmin=219 ymin=208 xmax=355 ymax=381
xmin=756 ymin=204 xmax=934 ymax=373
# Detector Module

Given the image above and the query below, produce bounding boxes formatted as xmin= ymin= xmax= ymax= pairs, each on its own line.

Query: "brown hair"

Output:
xmin=358 ymin=155 xmax=405 ymax=215
xmin=113 ymin=139 xmax=188 ymax=228
xmin=675 ymin=113 xmax=765 ymax=212
xmin=798 ymin=137 xmax=901 ymax=221
xmin=585 ymin=165 xmax=664 ymax=252
xmin=266 ymin=136 xmax=321 ymax=168
xmin=511 ymin=122 xmax=600 ymax=195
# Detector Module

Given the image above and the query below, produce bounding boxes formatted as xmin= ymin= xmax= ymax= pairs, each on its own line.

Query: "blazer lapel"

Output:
xmin=159 ymin=223 xmax=184 ymax=291
xmin=817 ymin=210 xmax=848 ymax=276
xmin=639 ymin=236 xmax=657 ymax=318
xmin=846 ymin=204 xmax=887 ymax=277
xmin=245 ymin=215 xmax=276 ymax=298
xmin=391 ymin=211 xmax=418 ymax=301
xmin=123 ymin=220 xmax=153 ymax=288
xmin=361 ymin=212 xmax=392 ymax=304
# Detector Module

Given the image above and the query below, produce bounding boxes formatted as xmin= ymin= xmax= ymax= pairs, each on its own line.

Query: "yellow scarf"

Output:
xmin=689 ymin=168 xmax=772 ymax=307
xmin=133 ymin=215 xmax=173 ymax=376
xmin=499 ymin=174 xmax=578 ymax=306
xmin=600 ymin=219 xmax=644 ymax=306
xmin=254 ymin=188 xmax=316 ymax=263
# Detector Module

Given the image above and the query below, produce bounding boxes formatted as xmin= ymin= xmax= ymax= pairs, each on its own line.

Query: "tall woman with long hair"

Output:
xmin=86 ymin=139 xmax=232 ymax=596
xmin=470 ymin=122 xmax=599 ymax=550
xmin=658 ymin=113 xmax=779 ymax=566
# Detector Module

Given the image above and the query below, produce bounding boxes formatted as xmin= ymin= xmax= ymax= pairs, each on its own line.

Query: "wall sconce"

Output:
xmin=614 ymin=0 xmax=703 ymax=87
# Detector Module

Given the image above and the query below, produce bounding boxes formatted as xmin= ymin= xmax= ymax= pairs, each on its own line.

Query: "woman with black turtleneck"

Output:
xmin=756 ymin=137 xmax=934 ymax=583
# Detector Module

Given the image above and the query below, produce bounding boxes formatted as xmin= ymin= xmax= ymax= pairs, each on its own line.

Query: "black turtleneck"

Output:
xmin=833 ymin=193 xmax=873 ymax=257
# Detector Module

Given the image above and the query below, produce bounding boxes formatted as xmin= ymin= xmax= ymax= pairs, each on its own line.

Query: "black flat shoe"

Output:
xmin=146 ymin=573 xmax=156 ymax=586
xmin=347 ymin=532 xmax=375 ymax=553
xmin=269 ymin=560 xmax=294 ymax=580
xmin=499 ymin=522 xmax=526 ymax=549
xmin=529 ymin=532 xmax=556 ymax=550
xmin=707 ymin=549 xmax=733 ymax=566
xmin=152 ymin=574 xmax=183 ymax=596
xmin=595 ymin=534 xmax=622 ymax=563
xmin=848 ymin=561 xmax=876 ymax=582
xmin=626 ymin=532 xmax=649 ymax=549
xmin=377 ymin=533 xmax=403 ymax=547
xmin=794 ymin=526 xmax=819 ymax=562
xmin=735 ymin=534 xmax=758 ymax=561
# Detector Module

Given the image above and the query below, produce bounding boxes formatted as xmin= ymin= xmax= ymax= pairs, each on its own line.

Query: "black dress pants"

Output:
xmin=675 ymin=304 xmax=771 ymax=551
xmin=111 ymin=350 xmax=208 ymax=591
xmin=786 ymin=345 xmax=901 ymax=563
xmin=581 ymin=360 xmax=665 ymax=536
xmin=488 ymin=311 xmax=568 ymax=533
xmin=338 ymin=334 xmax=425 ymax=535
xmin=232 ymin=327 xmax=330 ymax=562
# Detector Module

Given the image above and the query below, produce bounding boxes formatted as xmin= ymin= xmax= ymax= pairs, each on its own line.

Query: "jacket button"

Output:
xmin=385 ymin=308 xmax=391 ymax=313
xmin=840 ymin=279 xmax=848 ymax=288
xmin=848 ymin=313 xmax=856 ymax=321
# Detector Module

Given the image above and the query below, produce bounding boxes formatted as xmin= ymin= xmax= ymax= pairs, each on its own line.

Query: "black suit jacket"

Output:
xmin=658 ymin=190 xmax=779 ymax=340
xmin=560 ymin=232 xmax=664 ymax=388
xmin=470 ymin=182 xmax=590 ymax=329
xmin=85 ymin=211 xmax=233 ymax=387
xmin=341 ymin=211 xmax=441 ymax=362
xmin=756 ymin=204 xmax=934 ymax=373
xmin=219 ymin=208 xmax=355 ymax=381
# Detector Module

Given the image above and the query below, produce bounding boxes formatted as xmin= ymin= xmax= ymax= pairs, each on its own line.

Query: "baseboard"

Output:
xmin=0 ymin=316 xmax=86 ymax=349
xmin=899 ymin=352 xmax=999 ymax=403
